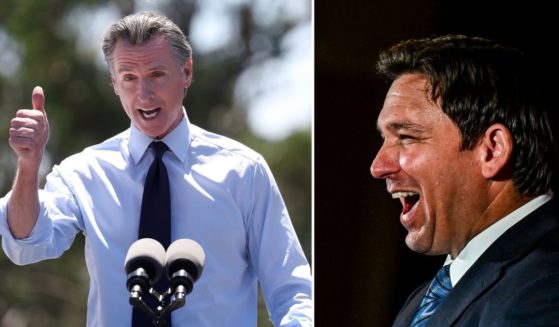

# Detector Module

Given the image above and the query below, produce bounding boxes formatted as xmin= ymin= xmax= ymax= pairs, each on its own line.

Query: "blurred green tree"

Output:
xmin=0 ymin=0 xmax=311 ymax=326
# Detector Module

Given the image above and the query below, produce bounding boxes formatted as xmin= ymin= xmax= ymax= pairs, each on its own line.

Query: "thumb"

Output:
xmin=32 ymin=86 xmax=45 ymax=111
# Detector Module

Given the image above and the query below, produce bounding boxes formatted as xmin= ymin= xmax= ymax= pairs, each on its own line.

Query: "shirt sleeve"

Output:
xmin=1 ymin=165 xmax=84 ymax=265
xmin=246 ymin=157 xmax=313 ymax=326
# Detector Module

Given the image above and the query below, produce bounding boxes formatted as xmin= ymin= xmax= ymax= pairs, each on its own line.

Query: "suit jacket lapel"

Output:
xmin=427 ymin=199 xmax=559 ymax=326
xmin=392 ymin=282 xmax=429 ymax=326
xmin=427 ymin=261 xmax=502 ymax=326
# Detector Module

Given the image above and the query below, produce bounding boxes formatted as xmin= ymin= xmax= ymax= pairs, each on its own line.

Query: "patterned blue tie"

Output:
xmin=410 ymin=265 xmax=452 ymax=327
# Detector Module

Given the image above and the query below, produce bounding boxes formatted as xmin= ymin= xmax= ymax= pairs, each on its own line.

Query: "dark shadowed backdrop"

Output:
xmin=315 ymin=1 xmax=559 ymax=325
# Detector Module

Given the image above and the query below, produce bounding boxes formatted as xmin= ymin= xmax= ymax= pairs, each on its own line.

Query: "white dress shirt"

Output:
xmin=444 ymin=194 xmax=552 ymax=286
xmin=0 ymin=112 xmax=312 ymax=326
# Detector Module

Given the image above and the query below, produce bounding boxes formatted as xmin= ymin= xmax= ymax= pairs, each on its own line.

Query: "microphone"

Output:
xmin=165 ymin=239 xmax=205 ymax=300
xmin=124 ymin=238 xmax=166 ymax=305
xmin=124 ymin=238 xmax=205 ymax=323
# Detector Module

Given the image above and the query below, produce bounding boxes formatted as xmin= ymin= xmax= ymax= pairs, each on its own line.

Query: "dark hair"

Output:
xmin=102 ymin=11 xmax=192 ymax=75
xmin=377 ymin=35 xmax=553 ymax=196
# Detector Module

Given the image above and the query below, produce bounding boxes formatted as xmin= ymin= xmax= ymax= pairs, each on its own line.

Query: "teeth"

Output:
xmin=391 ymin=192 xmax=418 ymax=199
xmin=140 ymin=109 xmax=159 ymax=119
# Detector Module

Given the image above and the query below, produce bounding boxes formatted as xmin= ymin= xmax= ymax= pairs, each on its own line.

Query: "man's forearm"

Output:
xmin=7 ymin=162 xmax=41 ymax=239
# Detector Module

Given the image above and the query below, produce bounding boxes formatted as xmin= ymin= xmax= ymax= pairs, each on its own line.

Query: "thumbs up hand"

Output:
xmin=9 ymin=86 xmax=50 ymax=170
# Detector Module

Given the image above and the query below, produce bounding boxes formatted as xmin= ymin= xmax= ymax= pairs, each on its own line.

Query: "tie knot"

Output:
xmin=435 ymin=265 xmax=452 ymax=291
xmin=410 ymin=265 xmax=452 ymax=326
xmin=150 ymin=141 xmax=168 ymax=159
xmin=428 ymin=264 xmax=452 ymax=300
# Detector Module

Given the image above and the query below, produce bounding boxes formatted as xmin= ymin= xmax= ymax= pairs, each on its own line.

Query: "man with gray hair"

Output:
xmin=0 ymin=12 xmax=312 ymax=326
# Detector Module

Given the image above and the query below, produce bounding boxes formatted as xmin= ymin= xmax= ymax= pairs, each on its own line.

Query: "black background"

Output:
xmin=315 ymin=1 xmax=559 ymax=325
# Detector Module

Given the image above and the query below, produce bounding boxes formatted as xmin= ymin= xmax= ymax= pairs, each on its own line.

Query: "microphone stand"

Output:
xmin=129 ymin=287 xmax=186 ymax=326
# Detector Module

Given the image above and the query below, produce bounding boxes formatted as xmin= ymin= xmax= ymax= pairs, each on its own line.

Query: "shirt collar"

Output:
xmin=128 ymin=108 xmax=191 ymax=164
xmin=444 ymin=193 xmax=552 ymax=286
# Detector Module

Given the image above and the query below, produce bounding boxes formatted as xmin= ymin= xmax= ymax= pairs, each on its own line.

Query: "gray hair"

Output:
xmin=102 ymin=11 xmax=192 ymax=75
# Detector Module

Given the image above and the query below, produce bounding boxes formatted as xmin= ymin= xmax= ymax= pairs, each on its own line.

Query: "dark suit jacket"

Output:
xmin=393 ymin=199 xmax=559 ymax=327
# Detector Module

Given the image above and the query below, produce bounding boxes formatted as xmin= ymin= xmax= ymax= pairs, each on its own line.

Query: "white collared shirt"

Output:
xmin=0 ymin=112 xmax=312 ymax=326
xmin=444 ymin=194 xmax=552 ymax=286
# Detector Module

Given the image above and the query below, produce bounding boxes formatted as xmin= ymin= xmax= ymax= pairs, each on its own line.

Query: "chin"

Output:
xmin=137 ymin=123 xmax=167 ymax=139
xmin=405 ymin=234 xmax=435 ymax=255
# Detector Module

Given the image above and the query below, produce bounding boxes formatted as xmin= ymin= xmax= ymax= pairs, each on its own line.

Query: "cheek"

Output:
xmin=405 ymin=143 xmax=460 ymax=176
xmin=399 ymin=148 xmax=435 ymax=177
xmin=400 ymin=147 xmax=459 ymax=204
xmin=118 ymin=95 xmax=135 ymax=117
xmin=154 ymin=81 xmax=180 ymax=101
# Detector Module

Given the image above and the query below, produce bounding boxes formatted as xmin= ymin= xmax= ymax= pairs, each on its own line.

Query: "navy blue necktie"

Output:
xmin=410 ymin=265 xmax=452 ymax=327
xmin=132 ymin=141 xmax=172 ymax=326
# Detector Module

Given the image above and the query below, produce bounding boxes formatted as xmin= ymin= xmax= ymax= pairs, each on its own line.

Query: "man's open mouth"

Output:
xmin=392 ymin=191 xmax=420 ymax=214
xmin=139 ymin=107 xmax=161 ymax=119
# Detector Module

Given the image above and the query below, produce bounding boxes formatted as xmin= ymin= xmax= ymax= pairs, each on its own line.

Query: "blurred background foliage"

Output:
xmin=0 ymin=0 xmax=311 ymax=326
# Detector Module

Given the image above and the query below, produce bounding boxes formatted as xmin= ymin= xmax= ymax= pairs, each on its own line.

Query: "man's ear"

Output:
xmin=183 ymin=58 xmax=193 ymax=88
xmin=478 ymin=123 xmax=513 ymax=179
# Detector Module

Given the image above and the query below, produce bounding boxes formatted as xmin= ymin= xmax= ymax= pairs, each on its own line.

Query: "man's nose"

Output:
xmin=138 ymin=79 xmax=154 ymax=102
xmin=370 ymin=143 xmax=399 ymax=179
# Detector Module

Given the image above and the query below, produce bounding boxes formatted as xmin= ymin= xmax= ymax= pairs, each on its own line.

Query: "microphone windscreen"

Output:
xmin=165 ymin=239 xmax=205 ymax=281
xmin=125 ymin=238 xmax=166 ymax=283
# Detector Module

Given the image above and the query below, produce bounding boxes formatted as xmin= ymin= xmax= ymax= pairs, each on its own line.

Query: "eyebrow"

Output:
xmin=116 ymin=64 xmax=168 ymax=74
xmin=377 ymin=121 xmax=431 ymax=135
